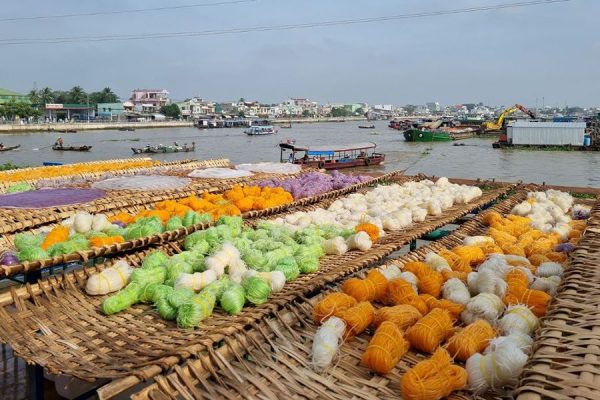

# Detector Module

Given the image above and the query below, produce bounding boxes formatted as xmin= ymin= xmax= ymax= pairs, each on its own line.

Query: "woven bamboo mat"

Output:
xmin=514 ymin=199 xmax=600 ymax=400
xmin=127 ymin=188 xmax=529 ymax=400
xmin=0 ymin=171 xmax=403 ymax=278
xmin=0 ymin=160 xmax=308 ymax=235
xmin=0 ymin=183 xmax=511 ymax=400
xmin=0 ymin=158 xmax=195 ymax=191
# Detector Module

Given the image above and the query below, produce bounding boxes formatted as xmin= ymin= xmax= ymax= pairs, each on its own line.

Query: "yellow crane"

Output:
xmin=482 ymin=104 xmax=536 ymax=132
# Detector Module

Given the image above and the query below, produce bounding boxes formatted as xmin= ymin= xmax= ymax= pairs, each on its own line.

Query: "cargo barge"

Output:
xmin=493 ymin=120 xmax=596 ymax=150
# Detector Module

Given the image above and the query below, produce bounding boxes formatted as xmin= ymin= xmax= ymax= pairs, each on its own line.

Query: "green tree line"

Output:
xmin=0 ymin=100 xmax=41 ymax=119
xmin=28 ymin=86 xmax=119 ymax=105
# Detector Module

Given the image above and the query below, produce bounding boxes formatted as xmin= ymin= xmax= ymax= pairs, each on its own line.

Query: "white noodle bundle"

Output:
xmin=400 ymin=271 xmax=419 ymax=293
xmin=530 ymin=276 xmax=561 ymax=296
xmin=424 ymin=252 xmax=451 ymax=272
xmin=467 ymin=270 xmax=507 ymax=298
xmin=463 ymin=236 xmax=494 ymax=246
xmin=228 ymin=257 xmax=248 ymax=284
xmin=484 ymin=333 xmax=534 ymax=355
xmin=85 ymin=260 xmax=133 ymax=295
xmin=477 ymin=255 xmax=510 ymax=278
xmin=323 ymin=237 xmax=348 ymax=255
xmin=346 ymin=232 xmax=372 ymax=251
xmin=462 ymin=293 xmax=505 ymax=324
xmin=466 ymin=340 xmax=528 ymax=393
xmin=536 ymin=262 xmax=564 ymax=277
xmin=205 ymin=243 xmax=241 ymax=277
xmin=378 ymin=264 xmax=402 ymax=281
xmin=511 ymin=202 xmax=532 ymax=216
xmin=312 ymin=316 xmax=346 ymax=370
xmin=442 ymin=278 xmax=471 ymax=305
xmin=244 ymin=270 xmax=286 ymax=293
xmin=499 ymin=305 xmax=539 ymax=336
xmin=174 ymin=270 xmax=217 ymax=291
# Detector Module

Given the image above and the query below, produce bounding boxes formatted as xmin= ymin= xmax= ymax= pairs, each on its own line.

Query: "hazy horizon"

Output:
xmin=1 ymin=0 xmax=598 ymax=107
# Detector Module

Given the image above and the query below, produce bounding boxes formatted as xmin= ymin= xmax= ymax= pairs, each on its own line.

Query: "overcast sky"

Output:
xmin=1 ymin=0 xmax=598 ymax=107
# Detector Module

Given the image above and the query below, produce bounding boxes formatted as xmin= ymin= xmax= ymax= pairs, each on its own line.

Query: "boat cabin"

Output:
xmin=279 ymin=142 xmax=385 ymax=169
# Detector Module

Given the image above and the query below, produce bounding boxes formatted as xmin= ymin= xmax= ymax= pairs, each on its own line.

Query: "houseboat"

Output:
xmin=279 ymin=142 xmax=385 ymax=169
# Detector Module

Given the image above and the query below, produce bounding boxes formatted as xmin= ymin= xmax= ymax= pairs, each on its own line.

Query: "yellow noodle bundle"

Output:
xmin=482 ymin=211 xmax=503 ymax=226
xmin=446 ymin=320 xmax=496 ymax=361
xmin=342 ymin=270 xmax=388 ymax=303
xmin=419 ymin=294 xmax=465 ymax=321
xmin=401 ymin=348 xmax=467 ymax=400
xmin=528 ymin=253 xmax=551 ymax=266
xmin=546 ymin=252 xmax=567 ymax=263
xmin=405 ymin=308 xmax=454 ymax=353
xmin=313 ymin=293 xmax=357 ymax=324
xmin=526 ymin=238 xmax=554 ymax=256
xmin=477 ymin=241 xmax=504 ymax=256
xmin=452 ymin=246 xmax=486 ymax=266
xmin=362 ymin=321 xmax=410 ymax=374
xmin=438 ymin=249 xmax=471 ymax=273
xmin=387 ymin=279 xmax=429 ymax=315
xmin=488 ymin=227 xmax=517 ymax=246
xmin=338 ymin=301 xmax=375 ymax=341
xmin=372 ymin=305 xmax=422 ymax=330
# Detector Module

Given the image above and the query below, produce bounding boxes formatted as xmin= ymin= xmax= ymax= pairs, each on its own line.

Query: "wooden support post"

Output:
xmin=26 ymin=364 xmax=44 ymax=400
xmin=410 ymin=239 xmax=417 ymax=251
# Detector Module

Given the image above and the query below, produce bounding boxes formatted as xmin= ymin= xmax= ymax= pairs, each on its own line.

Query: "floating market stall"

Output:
xmin=127 ymin=188 xmax=597 ymax=400
xmin=0 ymin=175 xmax=511 ymax=399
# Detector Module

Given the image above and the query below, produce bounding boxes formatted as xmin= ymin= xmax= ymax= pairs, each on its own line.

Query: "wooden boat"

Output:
xmin=245 ymin=125 xmax=277 ymax=135
xmin=0 ymin=144 xmax=20 ymax=152
xmin=389 ymin=120 xmax=412 ymax=130
xmin=132 ymin=143 xmax=195 ymax=154
xmin=279 ymin=123 xmax=292 ymax=129
xmin=358 ymin=124 xmax=375 ymax=129
xmin=52 ymin=145 xmax=92 ymax=152
xmin=279 ymin=142 xmax=385 ymax=169
xmin=118 ymin=127 xmax=135 ymax=132
xmin=54 ymin=129 xmax=78 ymax=133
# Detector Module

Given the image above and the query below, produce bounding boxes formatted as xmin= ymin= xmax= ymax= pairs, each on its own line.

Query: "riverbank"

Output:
xmin=0 ymin=117 xmax=367 ymax=134
xmin=0 ymin=121 xmax=193 ymax=134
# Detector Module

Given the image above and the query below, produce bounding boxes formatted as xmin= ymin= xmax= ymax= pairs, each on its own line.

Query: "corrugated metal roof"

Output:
xmin=508 ymin=121 xmax=586 ymax=146
xmin=510 ymin=121 xmax=586 ymax=128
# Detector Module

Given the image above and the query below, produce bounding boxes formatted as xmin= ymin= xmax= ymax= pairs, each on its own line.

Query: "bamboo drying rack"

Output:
xmin=0 ymin=179 xmax=513 ymax=400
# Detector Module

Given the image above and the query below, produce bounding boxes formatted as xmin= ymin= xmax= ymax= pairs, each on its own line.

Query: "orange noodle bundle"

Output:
xmin=488 ymin=227 xmax=517 ymax=246
xmin=362 ymin=321 xmax=410 ymax=374
xmin=505 ymin=269 xmax=530 ymax=290
xmin=419 ymin=294 xmax=465 ymax=320
xmin=338 ymin=301 xmax=375 ymax=341
xmin=446 ymin=320 xmax=496 ymax=361
xmin=441 ymin=269 xmax=469 ymax=282
xmin=41 ymin=225 xmax=70 ymax=250
xmin=438 ymin=249 xmax=471 ymax=273
xmin=313 ymin=293 xmax=357 ymax=324
xmin=504 ymin=287 xmax=551 ymax=317
xmin=477 ymin=241 xmax=504 ymax=256
xmin=387 ymin=279 xmax=428 ymax=315
xmin=404 ymin=262 xmax=444 ymax=297
xmin=482 ymin=211 xmax=503 ymax=226
xmin=372 ymin=305 xmax=422 ymax=330
xmin=405 ymin=308 xmax=454 ymax=353
xmin=401 ymin=347 xmax=467 ymax=400
xmin=528 ymin=253 xmax=551 ymax=267
xmin=452 ymin=246 xmax=486 ymax=266
xmin=342 ymin=269 xmax=388 ymax=303
xmin=354 ymin=222 xmax=380 ymax=242
xmin=526 ymin=238 xmax=555 ymax=256
xmin=501 ymin=244 xmax=527 ymax=257
xmin=546 ymin=251 xmax=567 ymax=263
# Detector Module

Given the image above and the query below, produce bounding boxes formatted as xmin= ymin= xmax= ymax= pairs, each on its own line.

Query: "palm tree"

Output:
xmin=68 ymin=86 xmax=86 ymax=104
xmin=38 ymin=87 xmax=54 ymax=106
xmin=28 ymin=89 xmax=40 ymax=105
xmin=101 ymin=87 xmax=118 ymax=103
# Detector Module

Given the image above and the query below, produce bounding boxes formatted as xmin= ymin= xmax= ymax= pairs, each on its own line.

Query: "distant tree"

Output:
xmin=330 ymin=107 xmax=350 ymax=117
xmin=302 ymin=109 xmax=311 ymax=117
xmin=238 ymin=110 xmax=245 ymax=117
xmin=39 ymin=87 xmax=54 ymax=105
xmin=355 ymin=107 xmax=364 ymax=116
xmin=52 ymin=90 xmax=69 ymax=104
xmin=403 ymin=104 xmax=417 ymax=115
xmin=160 ymin=103 xmax=181 ymax=119
xmin=0 ymin=99 xmax=38 ymax=119
xmin=28 ymin=89 xmax=40 ymax=104
xmin=68 ymin=86 xmax=86 ymax=103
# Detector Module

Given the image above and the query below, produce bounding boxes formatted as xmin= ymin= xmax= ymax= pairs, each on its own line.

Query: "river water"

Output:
xmin=1 ymin=121 xmax=598 ymax=187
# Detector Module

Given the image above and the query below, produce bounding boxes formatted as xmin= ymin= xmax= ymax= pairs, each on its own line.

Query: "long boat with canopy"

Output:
xmin=279 ymin=141 xmax=385 ymax=169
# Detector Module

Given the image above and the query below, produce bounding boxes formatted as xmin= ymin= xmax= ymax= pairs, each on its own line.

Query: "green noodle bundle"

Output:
xmin=101 ymin=282 xmax=144 ymax=315
xmin=217 ymin=215 xmax=243 ymax=237
xmin=184 ymin=231 xmax=210 ymax=252
xmin=243 ymin=249 xmax=267 ymax=271
xmin=18 ymin=247 xmax=48 ymax=262
xmin=14 ymin=233 xmax=44 ymax=251
xmin=139 ymin=283 xmax=173 ymax=304
xmin=274 ymin=256 xmax=300 ymax=281
xmin=176 ymin=291 xmax=217 ymax=329
xmin=220 ymin=282 xmax=246 ymax=315
xmin=165 ymin=260 xmax=193 ymax=286
xmin=167 ymin=287 xmax=195 ymax=308
xmin=242 ymin=276 xmax=271 ymax=305
xmin=156 ymin=297 xmax=178 ymax=320
xmin=130 ymin=266 xmax=166 ymax=286
xmin=166 ymin=216 xmax=184 ymax=231
xmin=141 ymin=251 xmax=170 ymax=269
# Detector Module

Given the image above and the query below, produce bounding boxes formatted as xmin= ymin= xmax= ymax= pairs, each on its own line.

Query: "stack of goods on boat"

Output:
xmin=309 ymin=188 xmax=588 ymax=398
